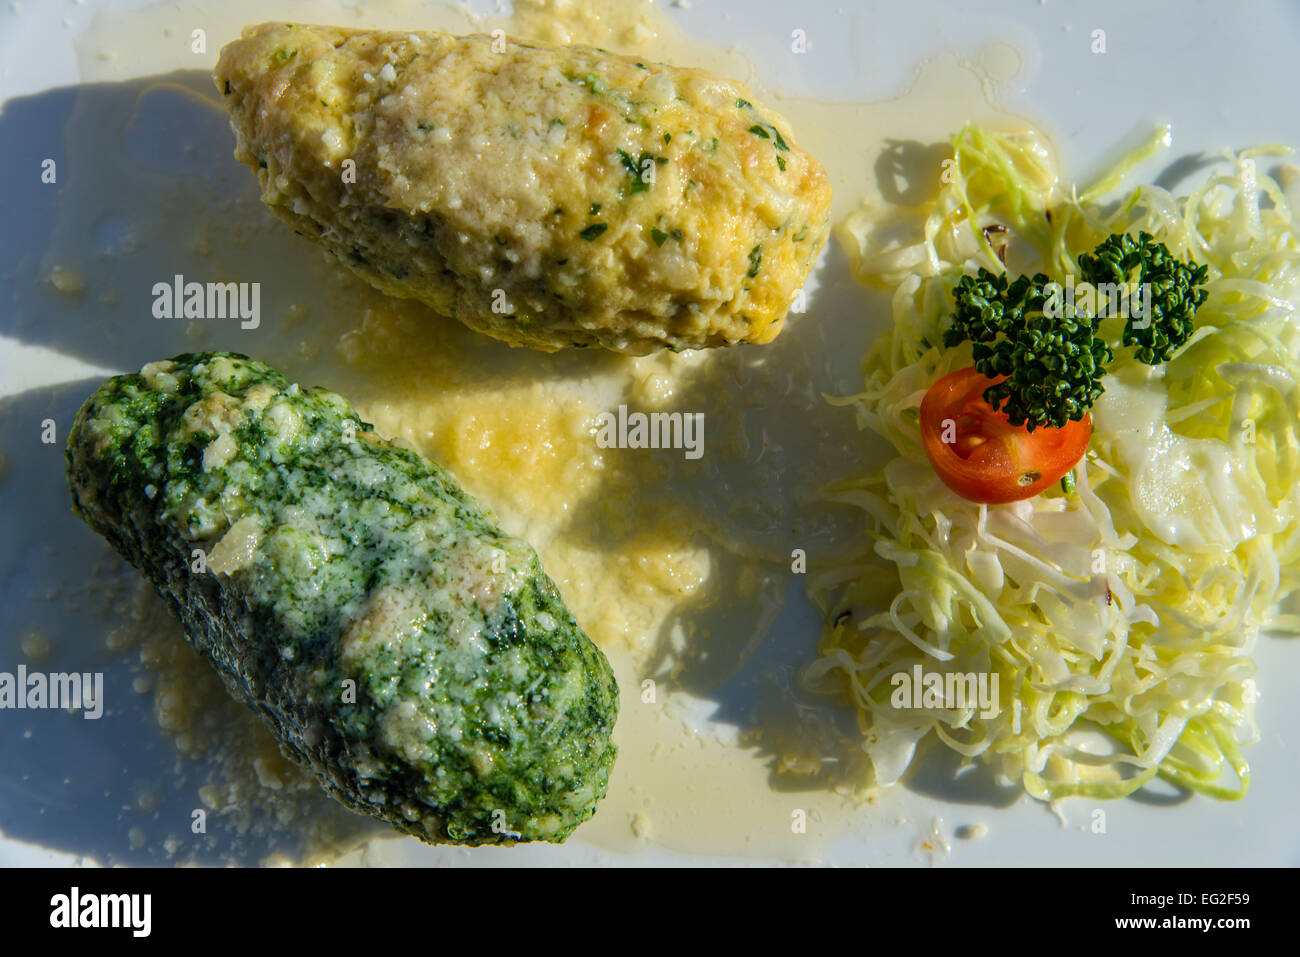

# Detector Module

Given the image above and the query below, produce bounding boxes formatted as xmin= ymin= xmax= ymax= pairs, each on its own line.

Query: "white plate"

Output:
xmin=1 ymin=0 xmax=1297 ymax=866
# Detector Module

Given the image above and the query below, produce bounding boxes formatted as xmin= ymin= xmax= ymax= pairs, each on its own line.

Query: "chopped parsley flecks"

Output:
xmin=563 ymin=70 xmax=608 ymax=97
xmin=580 ymin=223 xmax=608 ymax=241
xmin=617 ymin=149 xmax=664 ymax=195
xmin=747 ymin=122 xmax=788 ymax=150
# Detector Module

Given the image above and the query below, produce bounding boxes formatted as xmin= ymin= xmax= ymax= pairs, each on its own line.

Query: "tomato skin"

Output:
xmin=919 ymin=367 xmax=1092 ymax=504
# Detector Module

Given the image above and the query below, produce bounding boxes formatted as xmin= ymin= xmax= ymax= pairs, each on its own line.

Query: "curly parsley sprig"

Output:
xmin=944 ymin=232 xmax=1208 ymax=431
xmin=1078 ymin=230 xmax=1209 ymax=364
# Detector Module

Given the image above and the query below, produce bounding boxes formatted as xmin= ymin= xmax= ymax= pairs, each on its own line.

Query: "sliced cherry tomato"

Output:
xmin=919 ymin=366 xmax=1091 ymax=504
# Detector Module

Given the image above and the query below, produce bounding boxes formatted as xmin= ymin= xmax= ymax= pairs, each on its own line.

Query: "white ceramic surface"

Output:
xmin=1 ymin=0 xmax=1296 ymax=866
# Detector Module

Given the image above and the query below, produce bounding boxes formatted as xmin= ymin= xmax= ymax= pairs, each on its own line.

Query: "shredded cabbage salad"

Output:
xmin=806 ymin=124 xmax=1300 ymax=800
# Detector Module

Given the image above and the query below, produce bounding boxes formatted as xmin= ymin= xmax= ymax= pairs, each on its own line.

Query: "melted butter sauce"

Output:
xmin=40 ymin=0 xmax=1035 ymax=864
